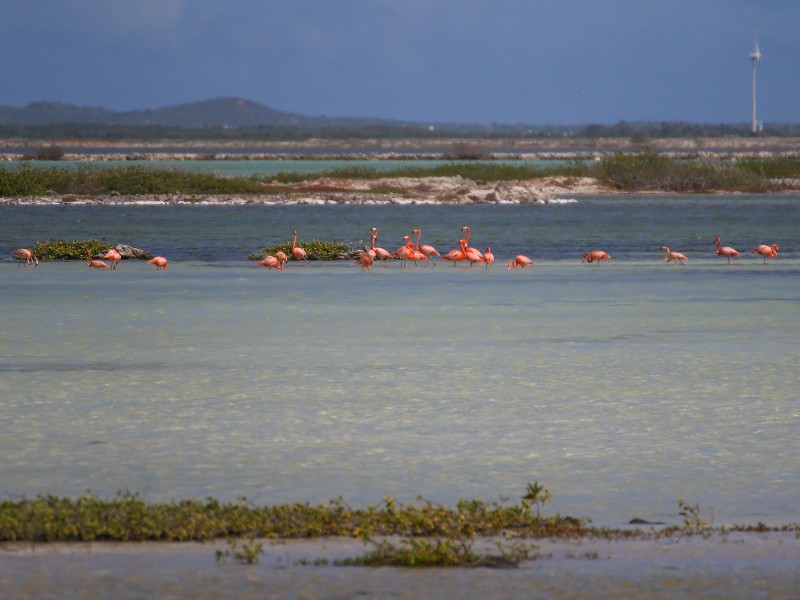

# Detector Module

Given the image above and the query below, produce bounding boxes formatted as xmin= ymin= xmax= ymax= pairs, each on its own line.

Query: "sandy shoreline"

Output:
xmin=0 ymin=175 xmax=613 ymax=206
xmin=4 ymin=135 xmax=800 ymax=161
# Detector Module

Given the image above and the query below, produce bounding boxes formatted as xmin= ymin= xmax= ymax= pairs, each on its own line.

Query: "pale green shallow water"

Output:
xmin=2 ymin=196 xmax=799 ymax=597
xmin=2 ymin=255 xmax=798 ymax=526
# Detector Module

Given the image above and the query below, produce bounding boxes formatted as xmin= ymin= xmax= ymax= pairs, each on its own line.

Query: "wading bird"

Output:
xmin=370 ymin=228 xmax=393 ymax=263
xmin=751 ymin=243 xmax=779 ymax=264
xmin=713 ymin=237 xmax=740 ymax=264
xmin=483 ymin=247 xmax=494 ymax=269
xmin=12 ymin=248 xmax=38 ymax=267
xmin=103 ymin=247 xmax=122 ymax=270
xmin=582 ymin=250 xmax=612 ymax=265
xmin=292 ymin=230 xmax=308 ymax=263
xmin=507 ymin=255 xmax=534 ymax=269
xmin=148 ymin=256 xmax=168 ymax=271
xmin=440 ymin=239 xmax=467 ymax=266
xmin=661 ymin=246 xmax=687 ymax=265
xmin=411 ymin=229 xmax=440 ymax=261
xmin=85 ymin=250 xmax=110 ymax=269
xmin=356 ymin=249 xmax=374 ymax=271
xmin=258 ymin=255 xmax=282 ymax=270
xmin=461 ymin=226 xmax=484 ymax=260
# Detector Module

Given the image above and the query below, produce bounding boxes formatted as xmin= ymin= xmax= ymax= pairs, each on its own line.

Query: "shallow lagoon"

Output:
xmin=1 ymin=196 xmax=799 ymax=528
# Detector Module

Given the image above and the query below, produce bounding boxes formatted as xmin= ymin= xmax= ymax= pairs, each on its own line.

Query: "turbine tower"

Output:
xmin=749 ymin=39 xmax=762 ymax=134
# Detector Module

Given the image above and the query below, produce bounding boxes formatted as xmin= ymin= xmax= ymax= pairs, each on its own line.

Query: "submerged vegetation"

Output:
xmin=0 ymin=485 xmax=578 ymax=544
xmin=1 ymin=152 xmax=799 ymax=198
xmin=0 ymin=486 xmax=795 ymax=568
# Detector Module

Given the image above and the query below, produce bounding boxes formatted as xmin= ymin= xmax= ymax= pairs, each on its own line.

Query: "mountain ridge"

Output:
xmin=0 ymin=97 xmax=425 ymax=129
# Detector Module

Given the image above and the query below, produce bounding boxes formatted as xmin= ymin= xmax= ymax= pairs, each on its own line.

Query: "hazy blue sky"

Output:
xmin=1 ymin=0 xmax=797 ymax=125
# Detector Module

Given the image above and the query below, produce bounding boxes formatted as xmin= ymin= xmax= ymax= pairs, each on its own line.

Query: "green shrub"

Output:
xmin=249 ymin=239 xmax=358 ymax=261
xmin=29 ymin=239 xmax=112 ymax=261
xmin=35 ymin=145 xmax=66 ymax=161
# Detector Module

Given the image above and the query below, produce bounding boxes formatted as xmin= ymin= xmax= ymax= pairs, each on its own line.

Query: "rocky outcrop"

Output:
xmin=114 ymin=244 xmax=153 ymax=260
xmin=91 ymin=245 xmax=152 ymax=260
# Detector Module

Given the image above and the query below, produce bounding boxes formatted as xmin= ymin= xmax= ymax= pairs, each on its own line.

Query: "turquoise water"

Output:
xmin=1 ymin=195 xmax=799 ymax=528
xmin=5 ymin=158 xmax=565 ymax=177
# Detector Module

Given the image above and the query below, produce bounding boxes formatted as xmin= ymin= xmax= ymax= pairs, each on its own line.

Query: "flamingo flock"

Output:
xmin=7 ymin=246 xmax=170 ymax=272
xmin=10 ymin=234 xmax=782 ymax=273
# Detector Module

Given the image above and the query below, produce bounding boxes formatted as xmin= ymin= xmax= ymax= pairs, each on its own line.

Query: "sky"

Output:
xmin=1 ymin=0 xmax=797 ymax=125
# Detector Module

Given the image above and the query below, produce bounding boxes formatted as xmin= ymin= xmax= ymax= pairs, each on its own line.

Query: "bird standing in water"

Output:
xmin=292 ymin=230 xmax=308 ymax=263
xmin=12 ymin=248 xmax=38 ymax=267
xmin=713 ymin=237 xmax=740 ymax=264
xmin=148 ymin=256 xmax=168 ymax=271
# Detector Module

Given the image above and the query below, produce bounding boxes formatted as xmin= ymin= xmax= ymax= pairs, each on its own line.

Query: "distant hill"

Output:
xmin=0 ymin=97 xmax=796 ymax=139
xmin=0 ymin=97 xmax=418 ymax=129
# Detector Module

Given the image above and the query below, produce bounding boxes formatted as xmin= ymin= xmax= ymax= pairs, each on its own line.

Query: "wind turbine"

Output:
xmin=749 ymin=38 xmax=762 ymax=134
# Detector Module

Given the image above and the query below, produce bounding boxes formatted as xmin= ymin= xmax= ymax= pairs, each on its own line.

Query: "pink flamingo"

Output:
xmin=85 ymin=250 xmax=110 ymax=269
xmin=148 ymin=256 xmax=168 ymax=271
xmin=275 ymin=251 xmax=288 ymax=268
xmin=258 ymin=255 xmax=282 ymax=270
xmin=483 ymin=247 xmax=494 ymax=269
xmin=356 ymin=250 xmax=374 ymax=271
xmin=393 ymin=235 xmax=429 ymax=266
xmin=507 ymin=255 xmax=534 ymax=269
xmin=713 ymin=236 xmax=740 ymax=264
xmin=751 ymin=243 xmax=779 ymax=264
xmin=661 ymin=246 xmax=687 ymax=265
xmin=464 ymin=246 xmax=486 ymax=267
xmin=399 ymin=235 xmax=429 ymax=266
xmin=440 ymin=239 xmax=467 ymax=266
xmin=370 ymin=228 xmax=393 ymax=263
xmin=12 ymin=248 xmax=38 ymax=267
xmin=103 ymin=247 xmax=122 ymax=270
xmin=411 ymin=229 xmax=440 ymax=261
xmin=582 ymin=250 xmax=611 ymax=266
xmin=461 ymin=226 xmax=484 ymax=260
xmin=393 ymin=236 xmax=414 ymax=266
xmin=292 ymin=230 xmax=308 ymax=263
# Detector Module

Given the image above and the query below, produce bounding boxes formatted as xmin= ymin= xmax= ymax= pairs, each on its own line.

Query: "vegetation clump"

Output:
xmin=215 ymin=537 xmax=264 ymax=565
xmin=593 ymin=149 xmax=774 ymax=192
xmin=29 ymin=239 xmax=113 ymax=261
xmin=0 ymin=486 xmax=583 ymax=544
xmin=1 ymin=152 xmax=799 ymax=198
xmin=0 ymin=164 xmax=263 ymax=197
xmin=249 ymin=239 xmax=359 ymax=261
xmin=0 ymin=488 xmax=795 ymax=568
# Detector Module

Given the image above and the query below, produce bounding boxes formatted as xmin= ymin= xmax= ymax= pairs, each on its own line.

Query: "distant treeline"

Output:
xmin=2 ymin=121 xmax=800 ymax=141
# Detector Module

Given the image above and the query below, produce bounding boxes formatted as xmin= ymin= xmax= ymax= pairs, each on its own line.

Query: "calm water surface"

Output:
xmin=1 ymin=195 xmax=799 ymax=528
xmin=5 ymin=158 xmax=565 ymax=177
